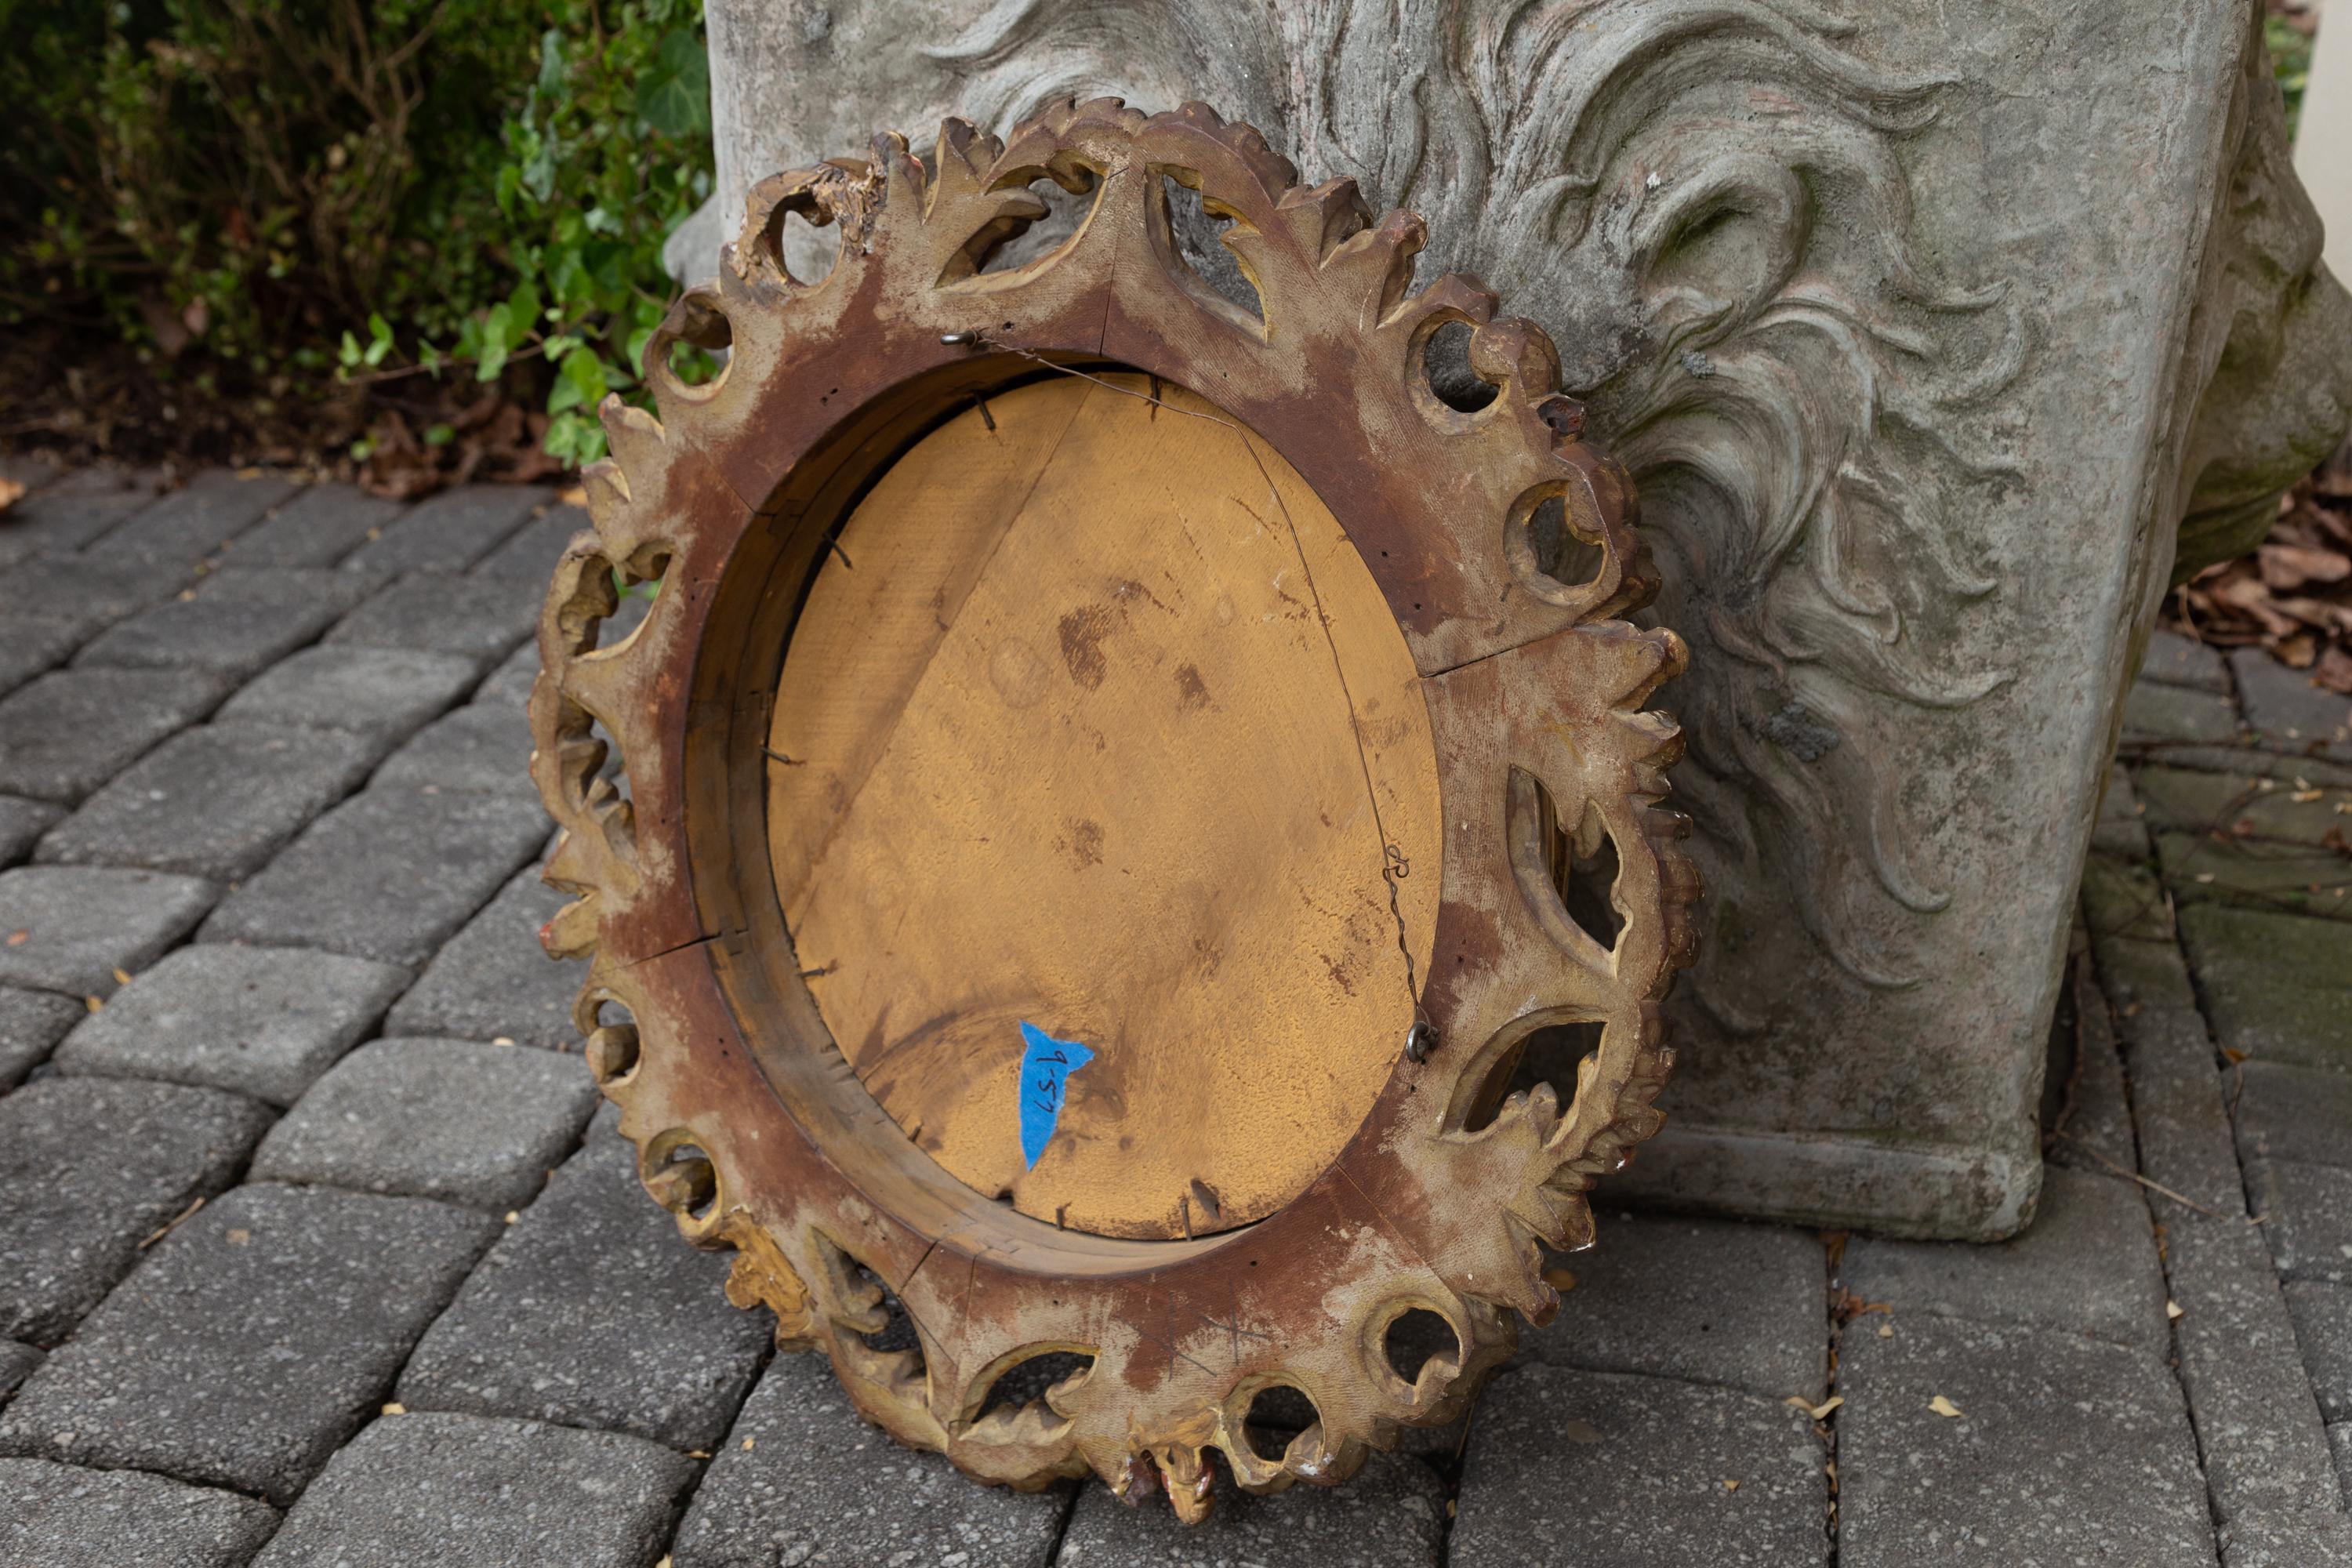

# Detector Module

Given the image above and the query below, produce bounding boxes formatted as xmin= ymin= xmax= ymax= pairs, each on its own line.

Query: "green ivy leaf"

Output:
xmin=633 ymin=29 xmax=710 ymax=139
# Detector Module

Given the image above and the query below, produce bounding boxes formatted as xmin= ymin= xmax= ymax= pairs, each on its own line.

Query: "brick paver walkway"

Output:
xmin=1 ymin=461 xmax=2348 ymax=1565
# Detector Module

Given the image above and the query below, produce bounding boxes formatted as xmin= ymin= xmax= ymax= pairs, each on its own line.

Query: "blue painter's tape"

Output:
xmin=1018 ymin=1022 xmax=1094 ymax=1170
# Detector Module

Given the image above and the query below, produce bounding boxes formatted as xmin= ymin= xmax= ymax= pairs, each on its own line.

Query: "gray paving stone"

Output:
xmin=0 ymin=987 xmax=80 ymax=1087
xmin=387 ymin=868 xmax=579 ymax=1048
xmin=0 ymin=615 xmax=82 ymax=699
xmin=0 ymin=1344 xmax=40 ymax=1406
xmin=253 ymin=1037 xmax=597 ymax=1209
xmin=2132 ymin=765 xmax=2349 ymax=840
xmin=2231 ymin=646 xmax=2352 ymax=757
xmin=2252 ymin=1160 xmax=2352 ymax=1286
xmin=200 ymin=783 xmax=550 ymax=966
xmin=2122 ymin=680 xmax=2242 ymax=743
xmin=672 ymin=1350 xmax=1070 ymax=1568
xmin=2235 ymin=1062 xmax=2352 ymax=1174
xmin=397 ymin=1110 xmax=770 ymax=1449
xmin=36 ymin=721 xmax=376 ymax=880
xmin=52 ymin=943 xmax=407 ymax=1105
xmin=0 ymin=1182 xmax=497 ymax=1503
xmin=0 ymin=797 xmax=60 ymax=867
xmin=475 ymin=640 xmax=542 ymax=706
xmin=2334 ymin=1423 xmax=2352 ymax=1507
xmin=1842 ymin=1167 xmax=2169 ymax=1350
xmin=2121 ymin=742 xmax=2352 ymax=789
xmin=0 ymin=666 xmax=227 ymax=803
xmin=1058 ymin=1449 xmax=1441 ymax=1567
xmin=252 ymin=1410 xmax=691 ymax=1568
xmin=1449 ymin=1363 xmax=1824 ymax=1568
xmin=218 ymin=644 xmax=477 ymax=746
xmin=326 ymin=570 xmax=539 ymax=668
xmin=2048 ymin=953 xmax=2139 ymax=1178
xmin=0 ymin=485 xmax=152 ymax=569
xmin=227 ymin=481 xmax=405 ymax=567
xmin=0 ymin=865 xmax=217 ymax=996
xmin=1838 ymin=1313 xmax=2210 ymax=1567
xmin=2159 ymin=830 xmax=2352 ymax=924
xmin=1519 ymin=1211 xmax=1826 ymax=1401
xmin=76 ymin=567 xmax=373 ymax=681
xmin=0 ymin=1457 xmax=279 ymax=1568
xmin=0 ymin=550 xmax=187 ymax=643
xmin=2285 ymin=1282 xmax=2352 ymax=1423
xmin=2181 ymin=904 xmax=2352 ymax=1073
xmin=0 ymin=1076 xmax=270 ymax=1341
xmin=2142 ymin=629 xmax=2231 ymax=693
xmin=470 ymin=503 xmax=586 ymax=583
xmin=339 ymin=484 xmax=546 ymax=576
xmin=2215 ymin=1508 xmax=2352 ymax=1568
xmin=2091 ymin=764 xmax=2151 ymax=858
xmin=94 ymin=469 xmax=296 ymax=564
xmin=374 ymin=700 xmax=536 ymax=798
xmin=0 ymin=986 xmax=85 ymax=1087
xmin=2166 ymin=1207 xmax=2346 ymax=1520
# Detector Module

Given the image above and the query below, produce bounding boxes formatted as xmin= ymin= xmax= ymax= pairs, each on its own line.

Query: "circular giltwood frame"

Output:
xmin=529 ymin=99 xmax=1697 ymax=1520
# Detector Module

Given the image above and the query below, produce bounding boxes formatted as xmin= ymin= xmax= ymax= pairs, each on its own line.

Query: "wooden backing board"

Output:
xmin=767 ymin=372 xmax=1443 ymax=1240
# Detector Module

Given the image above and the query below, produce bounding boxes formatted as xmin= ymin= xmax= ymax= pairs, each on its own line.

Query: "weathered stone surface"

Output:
xmin=0 ymin=1345 xmax=38 ymax=1406
xmin=2235 ymin=1062 xmax=2352 ymax=1170
xmin=2285 ymin=1282 xmax=2352 ymax=1423
xmin=219 ymin=644 xmax=477 ymax=746
xmin=0 ymin=865 xmax=216 ymax=996
xmin=0 ymin=1457 xmax=279 ymax=1568
xmin=0 ymin=485 xmax=152 ymax=569
xmin=2216 ymin=1509 xmax=2352 ymax=1568
xmin=1058 ymin=1450 xmax=1442 ymax=1567
xmin=1838 ymin=1314 xmax=2210 ymax=1566
xmin=252 ymin=1411 xmax=692 ymax=1568
xmin=52 ymin=943 xmax=407 ymax=1105
xmin=386 ymin=868 xmax=579 ymax=1048
xmin=252 ymin=1037 xmax=597 ymax=1209
xmin=2141 ymin=630 xmax=2231 ymax=693
xmin=2179 ymin=905 xmax=2352 ymax=1070
xmin=339 ymin=483 xmax=546 ymax=576
xmin=0 ymin=666 xmax=226 ymax=803
xmin=0 ymin=1077 xmax=270 ymax=1341
xmin=36 ymin=721 xmax=376 ymax=880
xmin=1449 ymin=1363 xmax=1824 ymax=1568
xmin=373 ymin=701 xmax=536 ymax=799
xmin=0 ymin=797 xmax=61 ymax=867
xmin=695 ymin=0 xmax=2352 ymax=1239
xmin=1842 ymin=1167 xmax=2169 ymax=1350
xmin=397 ymin=1111 xmax=769 ymax=1450
xmin=200 ymin=783 xmax=549 ymax=966
xmin=97 ymin=469 xmax=295 ymax=564
xmin=0 ymin=988 xmax=78 ymax=1087
xmin=2334 ymin=1424 xmax=2352 ymax=1507
xmin=326 ymin=570 xmax=539 ymax=669
xmin=2122 ymin=680 xmax=2244 ymax=743
xmin=76 ymin=566 xmax=372 ymax=681
xmin=468 ymin=504 xmax=586 ymax=583
xmin=228 ymin=481 xmax=405 ymax=567
xmin=0 ymin=617 xmax=82 ymax=701
xmin=2231 ymin=647 xmax=2352 ymax=756
xmin=670 ymin=1350 xmax=1070 ymax=1568
xmin=2158 ymin=831 xmax=2352 ymax=923
xmin=2252 ymin=1160 xmax=2352 ymax=1287
xmin=0 ymin=1183 xmax=496 ymax=1503
xmin=475 ymin=641 xmax=542 ymax=706
xmin=2165 ymin=1208 xmax=2345 ymax=1520
xmin=1520 ymin=1212 xmax=1826 ymax=1400
xmin=0 ymin=551 xmax=187 ymax=644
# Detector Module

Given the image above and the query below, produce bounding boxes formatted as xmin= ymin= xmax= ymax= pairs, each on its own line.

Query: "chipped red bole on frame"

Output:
xmin=527 ymin=98 xmax=1697 ymax=1521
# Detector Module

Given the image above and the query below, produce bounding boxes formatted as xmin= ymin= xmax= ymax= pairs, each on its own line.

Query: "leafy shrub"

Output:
xmin=2 ymin=0 xmax=713 ymax=469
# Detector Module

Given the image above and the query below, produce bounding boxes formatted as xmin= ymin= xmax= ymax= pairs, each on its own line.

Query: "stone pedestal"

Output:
xmin=679 ymin=0 xmax=2352 ymax=1237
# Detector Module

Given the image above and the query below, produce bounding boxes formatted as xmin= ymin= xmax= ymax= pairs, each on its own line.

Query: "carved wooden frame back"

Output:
xmin=529 ymin=99 xmax=1697 ymax=1518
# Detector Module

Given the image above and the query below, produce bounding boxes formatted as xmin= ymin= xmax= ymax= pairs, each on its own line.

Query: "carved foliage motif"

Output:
xmin=531 ymin=100 xmax=1696 ymax=1514
xmin=906 ymin=0 xmax=2033 ymax=1013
